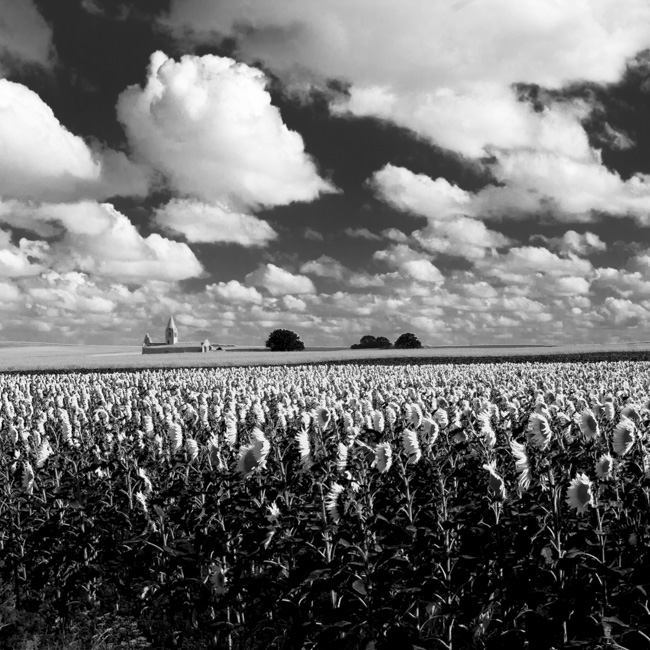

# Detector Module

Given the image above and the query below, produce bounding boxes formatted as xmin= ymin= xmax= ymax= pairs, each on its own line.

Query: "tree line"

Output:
xmin=265 ymin=329 xmax=422 ymax=352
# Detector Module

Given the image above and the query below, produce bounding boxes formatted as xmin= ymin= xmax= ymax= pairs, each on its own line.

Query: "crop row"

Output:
xmin=0 ymin=362 xmax=649 ymax=649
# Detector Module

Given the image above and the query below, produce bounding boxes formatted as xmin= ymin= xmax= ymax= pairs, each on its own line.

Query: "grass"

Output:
xmin=1 ymin=341 xmax=650 ymax=372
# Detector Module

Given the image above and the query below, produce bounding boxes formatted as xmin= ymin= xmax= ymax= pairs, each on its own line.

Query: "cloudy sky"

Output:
xmin=2 ymin=0 xmax=650 ymax=346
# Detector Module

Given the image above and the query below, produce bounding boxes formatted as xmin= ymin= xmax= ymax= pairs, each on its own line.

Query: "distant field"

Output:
xmin=1 ymin=341 xmax=650 ymax=372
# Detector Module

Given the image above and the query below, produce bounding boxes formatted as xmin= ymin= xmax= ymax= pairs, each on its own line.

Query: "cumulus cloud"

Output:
xmin=154 ymin=199 xmax=277 ymax=246
xmin=0 ymin=229 xmax=45 ymax=277
xmin=475 ymin=150 xmax=650 ymax=221
xmin=374 ymin=152 xmax=650 ymax=226
xmin=28 ymin=271 xmax=117 ymax=315
xmin=542 ymin=230 xmax=607 ymax=256
xmin=370 ymin=166 xmax=511 ymax=260
xmin=165 ymin=0 xmax=650 ymax=91
xmin=338 ymin=85 xmax=593 ymax=160
xmin=0 ymin=201 xmax=204 ymax=282
xmin=163 ymin=2 xmax=650 ymax=226
xmin=401 ymin=259 xmax=444 ymax=283
xmin=207 ymin=280 xmax=263 ymax=304
xmin=118 ymin=51 xmax=333 ymax=210
xmin=370 ymin=164 xmax=471 ymax=219
xmin=374 ymin=244 xmax=445 ymax=283
xmin=593 ymin=267 xmax=650 ymax=299
xmin=165 ymin=0 xmax=650 ymax=169
xmin=300 ymin=255 xmax=347 ymax=280
xmin=246 ymin=263 xmax=316 ymax=295
xmin=478 ymin=246 xmax=594 ymax=286
xmin=0 ymin=80 xmax=148 ymax=202
xmin=0 ymin=0 xmax=54 ymax=74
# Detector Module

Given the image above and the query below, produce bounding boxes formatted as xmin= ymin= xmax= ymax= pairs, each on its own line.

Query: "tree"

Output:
xmin=265 ymin=329 xmax=305 ymax=352
xmin=394 ymin=332 xmax=422 ymax=349
xmin=351 ymin=335 xmax=392 ymax=349
xmin=359 ymin=335 xmax=377 ymax=348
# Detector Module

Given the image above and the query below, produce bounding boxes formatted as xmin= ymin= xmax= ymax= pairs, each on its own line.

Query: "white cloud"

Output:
xmin=369 ymin=166 xmax=511 ymax=260
xmin=593 ymin=267 xmax=650 ymax=299
xmin=374 ymin=244 xmax=445 ymax=283
xmin=246 ymin=263 xmax=316 ymax=295
xmin=300 ymin=255 xmax=347 ymax=280
xmin=117 ymin=51 xmax=333 ymax=210
xmin=414 ymin=217 xmax=510 ymax=261
xmin=479 ymin=246 xmax=593 ymax=285
xmin=207 ymin=280 xmax=263 ymax=304
xmin=597 ymin=297 xmax=650 ymax=327
xmin=28 ymin=272 xmax=117 ymax=315
xmin=165 ymin=0 xmax=650 ymax=174
xmin=401 ymin=259 xmax=444 ymax=283
xmin=344 ymin=227 xmax=381 ymax=240
xmin=0 ymin=80 xmax=148 ymax=202
xmin=165 ymin=0 xmax=650 ymax=91
xmin=544 ymin=230 xmax=607 ymax=256
xmin=154 ymin=199 xmax=277 ymax=246
xmin=282 ymin=295 xmax=307 ymax=312
xmin=0 ymin=279 xmax=21 ymax=303
xmin=0 ymin=0 xmax=54 ymax=74
xmin=370 ymin=164 xmax=471 ymax=219
xmin=0 ymin=201 xmax=204 ymax=282
xmin=338 ymin=85 xmax=593 ymax=160
xmin=0 ymin=230 xmax=45 ymax=277
xmin=476 ymin=150 xmax=650 ymax=221
xmin=373 ymin=244 xmax=423 ymax=267
xmin=163 ymin=2 xmax=650 ymax=225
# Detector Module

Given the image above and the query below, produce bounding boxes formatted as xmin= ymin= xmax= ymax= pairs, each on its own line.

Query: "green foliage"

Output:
xmin=265 ymin=329 xmax=305 ymax=351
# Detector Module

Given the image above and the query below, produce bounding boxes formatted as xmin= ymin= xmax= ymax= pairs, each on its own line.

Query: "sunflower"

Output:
xmin=421 ymin=417 xmax=440 ymax=452
xmin=185 ymin=437 xmax=199 ymax=462
xmin=325 ymin=483 xmax=345 ymax=523
xmin=372 ymin=409 xmax=385 ymax=433
xmin=408 ymin=403 xmax=423 ymax=429
xmin=510 ymin=440 xmax=532 ymax=491
xmin=135 ymin=490 xmax=148 ymax=514
xmin=566 ymin=473 xmax=594 ymax=514
xmin=483 ymin=461 xmax=507 ymax=501
xmin=476 ymin=411 xmax=496 ymax=448
xmin=434 ymin=408 xmax=449 ymax=429
xmin=579 ymin=410 xmax=599 ymax=439
xmin=315 ymin=407 xmax=331 ymax=430
xmin=595 ymin=453 xmax=613 ymax=479
xmin=237 ymin=429 xmax=270 ymax=477
xmin=373 ymin=441 xmax=393 ymax=473
xmin=167 ymin=419 xmax=183 ymax=452
xmin=527 ymin=413 xmax=552 ymax=450
xmin=401 ymin=429 xmax=422 ymax=464
xmin=267 ymin=502 xmax=281 ymax=524
xmin=613 ymin=417 xmax=636 ymax=456
xmin=22 ymin=461 xmax=35 ymax=495
xmin=35 ymin=439 xmax=53 ymax=469
xmin=296 ymin=429 xmax=312 ymax=469
xmin=336 ymin=442 xmax=349 ymax=473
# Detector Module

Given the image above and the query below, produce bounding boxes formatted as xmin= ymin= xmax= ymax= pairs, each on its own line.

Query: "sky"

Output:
xmin=2 ymin=1 xmax=650 ymax=347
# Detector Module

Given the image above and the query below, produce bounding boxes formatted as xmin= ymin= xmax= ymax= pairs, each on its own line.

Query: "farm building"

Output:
xmin=142 ymin=316 xmax=213 ymax=354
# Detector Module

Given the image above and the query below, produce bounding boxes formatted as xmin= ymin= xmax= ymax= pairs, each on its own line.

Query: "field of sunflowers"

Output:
xmin=1 ymin=361 xmax=649 ymax=650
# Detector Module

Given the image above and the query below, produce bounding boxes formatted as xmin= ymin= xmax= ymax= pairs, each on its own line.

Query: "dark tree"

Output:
xmin=265 ymin=329 xmax=305 ymax=351
xmin=351 ymin=334 xmax=392 ymax=349
xmin=394 ymin=332 xmax=422 ymax=349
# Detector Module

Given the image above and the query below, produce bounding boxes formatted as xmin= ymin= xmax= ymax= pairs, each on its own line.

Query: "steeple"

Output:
xmin=165 ymin=316 xmax=178 ymax=345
